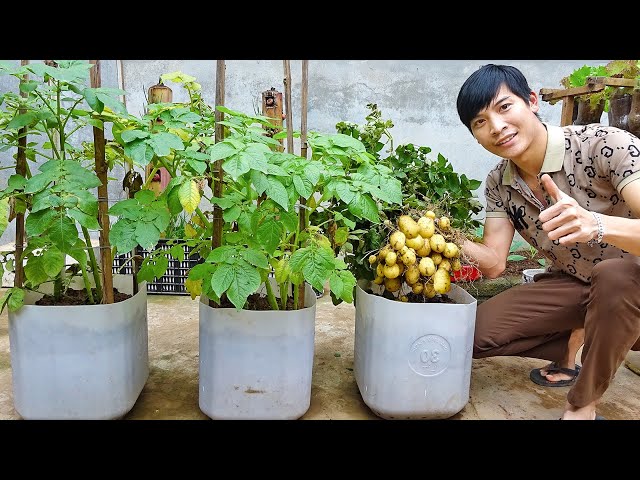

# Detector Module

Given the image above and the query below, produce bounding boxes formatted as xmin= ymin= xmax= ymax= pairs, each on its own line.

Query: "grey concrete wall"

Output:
xmin=1 ymin=59 xmax=609 ymax=246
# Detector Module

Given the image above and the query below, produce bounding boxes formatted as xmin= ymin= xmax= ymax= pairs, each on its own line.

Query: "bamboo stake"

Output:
xmin=89 ymin=60 xmax=114 ymax=304
xmin=14 ymin=60 xmax=29 ymax=288
xmin=297 ymin=60 xmax=309 ymax=305
xmin=283 ymin=60 xmax=304 ymax=308
xmin=210 ymin=60 xmax=226 ymax=308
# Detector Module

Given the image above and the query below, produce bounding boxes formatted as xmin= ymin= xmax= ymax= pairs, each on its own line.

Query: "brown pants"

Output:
xmin=474 ymin=258 xmax=640 ymax=408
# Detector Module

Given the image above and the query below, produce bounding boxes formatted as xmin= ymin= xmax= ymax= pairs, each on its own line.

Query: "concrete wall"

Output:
xmin=0 ymin=59 xmax=609 ymax=246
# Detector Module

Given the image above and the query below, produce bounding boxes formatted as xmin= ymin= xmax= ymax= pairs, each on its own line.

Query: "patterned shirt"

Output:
xmin=484 ymin=123 xmax=640 ymax=283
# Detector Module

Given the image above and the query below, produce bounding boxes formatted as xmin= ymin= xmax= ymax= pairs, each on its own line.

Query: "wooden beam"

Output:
xmin=14 ymin=60 xmax=29 ymax=288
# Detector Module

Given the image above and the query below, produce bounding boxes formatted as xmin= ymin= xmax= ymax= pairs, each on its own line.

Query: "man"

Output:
xmin=456 ymin=64 xmax=640 ymax=420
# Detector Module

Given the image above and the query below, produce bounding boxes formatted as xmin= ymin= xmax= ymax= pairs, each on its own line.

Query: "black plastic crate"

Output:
xmin=112 ymin=239 xmax=204 ymax=295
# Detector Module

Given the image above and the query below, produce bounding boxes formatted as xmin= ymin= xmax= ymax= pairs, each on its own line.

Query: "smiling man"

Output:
xmin=456 ymin=63 xmax=640 ymax=420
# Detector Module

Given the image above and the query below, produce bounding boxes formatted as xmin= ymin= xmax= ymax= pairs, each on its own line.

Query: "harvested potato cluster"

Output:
xmin=368 ymin=211 xmax=463 ymax=301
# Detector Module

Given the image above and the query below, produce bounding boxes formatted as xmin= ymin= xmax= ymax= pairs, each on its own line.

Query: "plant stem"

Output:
xmin=280 ymin=282 xmax=288 ymax=310
xmin=80 ymin=263 xmax=95 ymax=305
xmin=264 ymin=277 xmax=279 ymax=310
xmin=82 ymin=226 xmax=102 ymax=301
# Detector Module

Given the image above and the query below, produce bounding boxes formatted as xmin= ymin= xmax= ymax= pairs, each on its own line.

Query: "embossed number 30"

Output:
xmin=420 ymin=349 xmax=440 ymax=364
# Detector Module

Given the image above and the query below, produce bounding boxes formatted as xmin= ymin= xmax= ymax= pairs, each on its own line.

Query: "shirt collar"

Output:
xmin=501 ymin=123 xmax=565 ymax=185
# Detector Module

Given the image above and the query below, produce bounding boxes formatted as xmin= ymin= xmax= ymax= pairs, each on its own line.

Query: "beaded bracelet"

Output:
xmin=587 ymin=212 xmax=604 ymax=247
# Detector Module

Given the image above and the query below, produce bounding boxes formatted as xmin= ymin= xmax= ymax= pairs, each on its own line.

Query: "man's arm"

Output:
xmin=540 ymin=175 xmax=640 ymax=256
xmin=462 ymin=217 xmax=515 ymax=279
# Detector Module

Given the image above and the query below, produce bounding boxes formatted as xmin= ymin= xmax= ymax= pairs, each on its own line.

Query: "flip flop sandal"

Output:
xmin=530 ymin=362 xmax=581 ymax=387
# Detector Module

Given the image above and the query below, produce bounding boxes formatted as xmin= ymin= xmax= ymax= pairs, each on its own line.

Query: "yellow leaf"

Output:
xmin=184 ymin=278 xmax=202 ymax=300
xmin=179 ymin=180 xmax=201 ymax=214
xmin=185 ymin=223 xmax=197 ymax=238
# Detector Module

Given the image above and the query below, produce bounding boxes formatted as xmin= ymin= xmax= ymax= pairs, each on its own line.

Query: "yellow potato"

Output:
xmin=398 ymin=215 xmax=420 ymax=239
xmin=439 ymin=258 xmax=452 ymax=272
xmin=415 ymin=241 xmax=431 ymax=258
xmin=430 ymin=252 xmax=443 ymax=265
xmin=378 ymin=244 xmax=391 ymax=262
xmin=433 ymin=267 xmax=451 ymax=294
xmin=385 ymin=250 xmax=398 ymax=266
xmin=401 ymin=248 xmax=417 ymax=266
xmin=368 ymin=255 xmax=378 ymax=265
xmin=439 ymin=216 xmax=451 ymax=231
xmin=376 ymin=263 xmax=385 ymax=277
xmin=384 ymin=276 xmax=402 ymax=292
xmin=425 ymin=210 xmax=436 ymax=220
xmin=373 ymin=275 xmax=384 ymax=285
xmin=390 ymin=231 xmax=406 ymax=251
xmin=418 ymin=256 xmax=436 ymax=276
xmin=443 ymin=242 xmax=460 ymax=259
xmin=451 ymin=258 xmax=462 ymax=272
xmin=411 ymin=282 xmax=424 ymax=294
xmin=417 ymin=216 xmax=435 ymax=239
xmin=405 ymin=235 xmax=425 ymax=251
xmin=429 ymin=234 xmax=446 ymax=253
xmin=383 ymin=263 xmax=401 ymax=279
xmin=423 ymin=281 xmax=436 ymax=298
xmin=405 ymin=264 xmax=421 ymax=285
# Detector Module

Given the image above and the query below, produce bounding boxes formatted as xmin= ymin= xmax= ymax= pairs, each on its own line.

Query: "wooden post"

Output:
xmin=89 ymin=60 xmax=114 ymax=304
xmin=14 ymin=60 xmax=29 ymax=288
xmin=210 ymin=60 xmax=226 ymax=308
xmin=297 ymin=60 xmax=309 ymax=304
xmin=283 ymin=60 xmax=304 ymax=308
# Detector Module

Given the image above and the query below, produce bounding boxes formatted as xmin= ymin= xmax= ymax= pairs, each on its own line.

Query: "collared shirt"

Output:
xmin=484 ymin=123 xmax=640 ymax=283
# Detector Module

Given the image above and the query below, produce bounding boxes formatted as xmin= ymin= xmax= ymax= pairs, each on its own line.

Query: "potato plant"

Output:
xmin=368 ymin=211 xmax=465 ymax=302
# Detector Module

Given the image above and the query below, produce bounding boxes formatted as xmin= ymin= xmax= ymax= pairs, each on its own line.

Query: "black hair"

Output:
xmin=456 ymin=64 xmax=534 ymax=133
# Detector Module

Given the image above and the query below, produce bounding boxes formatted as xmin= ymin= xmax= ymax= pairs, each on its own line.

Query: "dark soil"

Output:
xmin=502 ymin=258 xmax=546 ymax=277
xmin=218 ymin=293 xmax=297 ymax=311
xmin=35 ymin=288 xmax=132 ymax=306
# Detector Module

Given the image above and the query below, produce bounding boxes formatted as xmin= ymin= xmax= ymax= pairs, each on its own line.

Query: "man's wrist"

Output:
xmin=587 ymin=212 xmax=604 ymax=247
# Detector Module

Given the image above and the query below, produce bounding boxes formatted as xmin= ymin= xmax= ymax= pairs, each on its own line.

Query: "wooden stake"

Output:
xmin=89 ymin=60 xmax=114 ymax=304
xmin=210 ymin=60 xmax=226 ymax=308
xmin=262 ymin=87 xmax=284 ymax=151
xmin=14 ymin=60 xmax=29 ymax=288
xmin=283 ymin=60 xmax=304 ymax=308
xmin=297 ymin=61 xmax=310 ymax=305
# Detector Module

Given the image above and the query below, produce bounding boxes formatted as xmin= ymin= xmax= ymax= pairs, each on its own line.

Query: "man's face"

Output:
xmin=469 ymin=84 xmax=540 ymax=160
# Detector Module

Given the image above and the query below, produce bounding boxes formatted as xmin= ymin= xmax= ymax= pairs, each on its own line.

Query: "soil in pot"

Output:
xmin=574 ymin=97 xmax=604 ymax=125
xmin=35 ymin=287 xmax=132 ymax=306
xmin=216 ymin=293 xmax=297 ymax=311
xmin=501 ymin=258 xmax=546 ymax=277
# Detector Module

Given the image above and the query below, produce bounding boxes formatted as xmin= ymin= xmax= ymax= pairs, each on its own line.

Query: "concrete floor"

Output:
xmin=1 ymin=286 xmax=639 ymax=420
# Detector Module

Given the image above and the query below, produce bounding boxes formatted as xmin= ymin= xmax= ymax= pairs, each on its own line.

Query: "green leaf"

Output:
xmin=293 ymin=174 xmax=314 ymax=199
xmin=329 ymin=269 xmax=356 ymax=304
xmin=25 ymin=209 xmax=57 ymax=236
xmin=265 ymin=177 xmax=289 ymax=211
xmin=67 ymin=208 xmax=101 ymax=231
xmin=135 ymin=222 xmax=161 ymax=251
xmin=206 ymin=245 xmax=238 ymax=264
xmin=348 ymin=192 xmax=379 ymax=222
xmin=149 ymin=132 xmax=185 ymax=157
xmin=109 ymin=220 xmax=138 ymax=254
xmin=42 ymin=247 xmax=65 ymax=277
xmin=222 ymin=152 xmax=252 ymax=180
xmin=256 ymin=220 xmax=284 ymax=256
xmin=48 ymin=216 xmax=79 ymax=251
xmin=7 ymin=112 xmax=38 ymax=130
xmin=120 ymin=129 xmax=149 ymax=143
xmin=0 ymin=198 xmax=8 ymax=238
xmin=24 ymin=256 xmax=50 ymax=286
xmin=240 ymin=248 xmax=269 ymax=269
xmin=289 ymin=244 xmax=335 ymax=292
xmin=211 ymin=262 xmax=262 ymax=310
xmin=6 ymin=288 xmax=25 ymax=313
xmin=153 ymin=255 xmax=169 ymax=278
xmin=209 ymin=141 xmax=238 ymax=162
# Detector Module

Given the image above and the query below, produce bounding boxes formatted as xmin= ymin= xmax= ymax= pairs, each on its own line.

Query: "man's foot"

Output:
xmin=530 ymin=362 xmax=581 ymax=386
xmin=561 ymin=401 xmax=601 ymax=420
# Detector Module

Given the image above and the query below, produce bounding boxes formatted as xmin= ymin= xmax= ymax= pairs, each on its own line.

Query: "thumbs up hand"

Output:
xmin=538 ymin=174 xmax=599 ymax=245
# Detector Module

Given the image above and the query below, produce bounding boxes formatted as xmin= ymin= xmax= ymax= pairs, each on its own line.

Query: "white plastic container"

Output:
xmin=354 ymin=281 xmax=477 ymax=419
xmin=8 ymin=275 xmax=148 ymax=420
xmin=199 ymin=279 xmax=316 ymax=420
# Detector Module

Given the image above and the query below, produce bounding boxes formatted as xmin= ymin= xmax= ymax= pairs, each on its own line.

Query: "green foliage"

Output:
xmin=0 ymin=60 xmax=128 ymax=310
xmin=559 ymin=64 xmax=610 ymax=111
xmin=323 ymin=103 xmax=483 ymax=283
xmin=0 ymin=60 xmax=179 ymax=312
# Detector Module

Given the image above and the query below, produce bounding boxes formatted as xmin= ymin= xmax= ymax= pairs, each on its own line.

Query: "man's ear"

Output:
xmin=529 ymin=90 xmax=540 ymax=112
